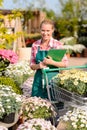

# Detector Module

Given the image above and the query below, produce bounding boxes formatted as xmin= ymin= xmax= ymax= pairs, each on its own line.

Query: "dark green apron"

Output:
xmin=31 ymin=47 xmax=58 ymax=99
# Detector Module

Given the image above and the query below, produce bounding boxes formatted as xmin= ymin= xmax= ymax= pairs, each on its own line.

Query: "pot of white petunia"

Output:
xmin=0 ymin=84 xmax=22 ymax=126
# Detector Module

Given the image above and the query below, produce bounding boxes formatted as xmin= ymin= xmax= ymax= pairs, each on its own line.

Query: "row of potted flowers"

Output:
xmin=0 ymin=86 xmax=57 ymax=129
xmin=63 ymin=44 xmax=86 ymax=57
xmin=0 ymin=49 xmax=57 ymax=129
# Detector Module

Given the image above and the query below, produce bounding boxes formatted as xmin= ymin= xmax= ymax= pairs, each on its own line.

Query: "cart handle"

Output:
xmin=42 ymin=65 xmax=87 ymax=73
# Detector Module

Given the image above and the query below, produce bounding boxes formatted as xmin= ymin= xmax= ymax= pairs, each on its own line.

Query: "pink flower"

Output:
xmin=0 ymin=49 xmax=18 ymax=63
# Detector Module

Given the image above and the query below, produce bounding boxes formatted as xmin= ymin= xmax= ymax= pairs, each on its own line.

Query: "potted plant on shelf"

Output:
xmin=0 ymin=84 xmax=22 ymax=124
xmin=73 ymin=44 xmax=86 ymax=57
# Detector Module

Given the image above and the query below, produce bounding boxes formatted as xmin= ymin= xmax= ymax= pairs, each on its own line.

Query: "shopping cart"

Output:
xmin=42 ymin=65 xmax=87 ymax=114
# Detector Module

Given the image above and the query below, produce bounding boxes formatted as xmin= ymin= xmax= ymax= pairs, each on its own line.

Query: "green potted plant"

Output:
xmin=0 ymin=84 xmax=22 ymax=123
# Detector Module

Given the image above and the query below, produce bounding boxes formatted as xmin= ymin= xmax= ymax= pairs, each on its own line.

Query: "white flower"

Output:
xmin=72 ymin=122 xmax=77 ymax=129
xmin=0 ymin=84 xmax=22 ymax=119
xmin=59 ymin=108 xmax=87 ymax=130
xmin=80 ymin=123 xmax=85 ymax=128
xmin=4 ymin=60 xmax=34 ymax=86
xmin=73 ymin=44 xmax=86 ymax=53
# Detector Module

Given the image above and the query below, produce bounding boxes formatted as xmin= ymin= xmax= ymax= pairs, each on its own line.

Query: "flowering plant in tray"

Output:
xmin=54 ymin=69 xmax=87 ymax=96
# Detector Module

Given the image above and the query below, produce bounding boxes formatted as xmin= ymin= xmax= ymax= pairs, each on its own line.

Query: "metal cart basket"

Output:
xmin=42 ymin=65 xmax=87 ymax=109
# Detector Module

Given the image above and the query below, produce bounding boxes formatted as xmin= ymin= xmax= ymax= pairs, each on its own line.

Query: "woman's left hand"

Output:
xmin=43 ymin=56 xmax=53 ymax=65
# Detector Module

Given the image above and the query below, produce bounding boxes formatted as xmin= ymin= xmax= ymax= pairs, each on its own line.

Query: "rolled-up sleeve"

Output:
xmin=30 ymin=41 xmax=40 ymax=66
xmin=30 ymin=44 xmax=36 ymax=66
xmin=62 ymin=54 xmax=69 ymax=67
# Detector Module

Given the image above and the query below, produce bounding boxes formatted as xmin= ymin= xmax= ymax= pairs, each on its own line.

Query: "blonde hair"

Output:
xmin=40 ymin=19 xmax=54 ymax=29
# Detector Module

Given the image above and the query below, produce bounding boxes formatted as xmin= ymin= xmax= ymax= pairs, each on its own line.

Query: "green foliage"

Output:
xmin=43 ymin=8 xmax=56 ymax=20
xmin=78 ymin=37 xmax=87 ymax=47
xmin=57 ymin=0 xmax=87 ymax=38
xmin=0 ymin=76 xmax=22 ymax=94
xmin=25 ymin=33 xmax=41 ymax=39
xmin=0 ymin=0 xmax=3 ymax=6
xmin=0 ymin=10 xmax=24 ymax=49
xmin=56 ymin=18 xmax=73 ymax=38
xmin=0 ymin=57 xmax=10 ymax=72
xmin=0 ymin=31 xmax=18 ymax=49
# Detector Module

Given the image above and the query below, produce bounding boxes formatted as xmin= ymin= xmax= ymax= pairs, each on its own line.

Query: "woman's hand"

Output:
xmin=39 ymin=61 xmax=47 ymax=69
xmin=43 ymin=56 xmax=53 ymax=65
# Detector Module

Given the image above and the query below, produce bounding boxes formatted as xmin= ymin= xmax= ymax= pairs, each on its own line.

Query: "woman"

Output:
xmin=30 ymin=19 xmax=68 ymax=99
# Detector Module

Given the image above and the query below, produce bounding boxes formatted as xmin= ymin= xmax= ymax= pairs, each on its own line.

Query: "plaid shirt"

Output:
xmin=30 ymin=38 xmax=68 ymax=66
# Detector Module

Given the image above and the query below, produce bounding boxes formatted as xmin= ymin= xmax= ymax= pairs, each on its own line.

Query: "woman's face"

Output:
xmin=40 ymin=23 xmax=54 ymax=41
